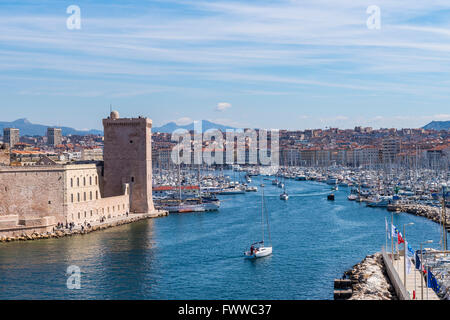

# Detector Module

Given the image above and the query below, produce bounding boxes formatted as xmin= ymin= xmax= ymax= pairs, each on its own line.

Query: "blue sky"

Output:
xmin=1 ymin=0 xmax=450 ymax=130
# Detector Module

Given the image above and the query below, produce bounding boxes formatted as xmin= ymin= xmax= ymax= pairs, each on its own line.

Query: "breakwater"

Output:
xmin=342 ymin=253 xmax=397 ymax=300
xmin=388 ymin=203 xmax=449 ymax=228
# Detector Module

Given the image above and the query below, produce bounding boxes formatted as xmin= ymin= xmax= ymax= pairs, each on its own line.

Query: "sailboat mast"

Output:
xmin=261 ymin=185 xmax=265 ymax=244
xmin=178 ymin=148 xmax=182 ymax=203
xmin=198 ymin=163 xmax=202 ymax=202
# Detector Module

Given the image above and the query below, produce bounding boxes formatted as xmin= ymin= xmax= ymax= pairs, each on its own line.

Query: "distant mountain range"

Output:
xmin=0 ymin=118 xmax=234 ymax=136
xmin=6 ymin=118 xmax=446 ymax=136
xmin=422 ymin=121 xmax=450 ymax=131
xmin=153 ymin=120 xmax=235 ymax=133
xmin=0 ymin=119 xmax=103 ymax=136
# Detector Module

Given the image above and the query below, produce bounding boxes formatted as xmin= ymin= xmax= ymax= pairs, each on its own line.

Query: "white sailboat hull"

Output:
xmin=244 ymin=246 xmax=273 ymax=259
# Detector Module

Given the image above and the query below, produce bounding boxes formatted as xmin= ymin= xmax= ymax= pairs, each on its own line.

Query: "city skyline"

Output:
xmin=0 ymin=116 xmax=449 ymax=135
xmin=1 ymin=1 xmax=450 ymax=130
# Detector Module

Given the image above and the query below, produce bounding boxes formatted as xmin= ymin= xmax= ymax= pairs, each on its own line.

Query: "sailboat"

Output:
xmin=244 ymin=184 xmax=273 ymax=259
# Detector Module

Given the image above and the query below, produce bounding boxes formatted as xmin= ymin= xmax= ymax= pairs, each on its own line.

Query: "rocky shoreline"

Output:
xmin=343 ymin=253 xmax=397 ymax=300
xmin=0 ymin=211 xmax=168 ymax=243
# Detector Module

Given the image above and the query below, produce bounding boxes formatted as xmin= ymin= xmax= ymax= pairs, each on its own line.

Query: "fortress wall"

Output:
xmin=66 ymin=192 xmax=130 ymax=224
xmin=0 ymin=166 xmax=66 ymax=222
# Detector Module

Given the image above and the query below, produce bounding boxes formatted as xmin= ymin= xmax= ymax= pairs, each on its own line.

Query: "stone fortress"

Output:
xmin=0 ymin=111 xmax=161 ymax=237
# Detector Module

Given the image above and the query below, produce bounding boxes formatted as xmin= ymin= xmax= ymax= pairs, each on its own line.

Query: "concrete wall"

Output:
xmin=381 ymin=248 xmax=411 ymax=300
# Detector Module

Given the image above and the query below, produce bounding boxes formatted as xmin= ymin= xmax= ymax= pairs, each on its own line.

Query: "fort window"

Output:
xmin=77 ymin=178 xmax=79 ymax=186
xmin=90 ymin=210 xmax=93 ymax=217
xmin=84 ymin=212 xmax=86 ymax=218
xmin=83 ymin=177 xmax=86 ymax=186
xmin=131 ymin=176 xmax=135 ymax=182
xmin=90 ymin=191 xmax=92 ymax=200
xmin=89 ymin=176 xmax=92 ymax=185
xmin=84 ymin=192 xmax=86 ymax=201
xmin=78 ymin=212 xmax=80 ymax=219
xmin=96 ymin=191 xmax=98 ymax=199
xmin=130 ymin=140 xmax=133 ymax=144
xmin=71 ymin=178 xmax=73 ymax=187
xmin=95 ymin=176 xmax=98 ymax=185
xmin=77 ymin=193 xmax=80 ymax=202
xmin=71 ymin=194 xmax=74 ymax=203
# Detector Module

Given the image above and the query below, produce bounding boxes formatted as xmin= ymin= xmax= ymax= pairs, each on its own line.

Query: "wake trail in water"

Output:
xmin=264 ymin=191 xmax=331 ymax=198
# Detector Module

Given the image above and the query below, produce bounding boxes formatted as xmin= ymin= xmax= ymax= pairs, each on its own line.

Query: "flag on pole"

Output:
xmin=407 ymin=243 xmax=415 ymax=257
xmin=427 ymin=269 xmax=441 ymax=293
xmin=397 ymin=231 xmax=404 ymax=244
xmin=391 ymin=224 xmax=397 ymax=238
xmin=406 ymin=255 xmax=412 ymax=275
xmin=415 ymin=251 xmax=421 ymax=270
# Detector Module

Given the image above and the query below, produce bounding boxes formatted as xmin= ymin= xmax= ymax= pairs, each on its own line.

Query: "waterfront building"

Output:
xmin=47 ymin=128 xmax=62 ymax=146
xmin=354 ymin=146 xmax=380 ymax=167
xmin=3 ymin=128 xmax=19 ymax=148
xmin=382 ymin=137 xmax=401 ymax=164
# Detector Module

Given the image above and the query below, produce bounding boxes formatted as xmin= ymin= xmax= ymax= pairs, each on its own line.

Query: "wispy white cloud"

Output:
xmin=1 ymin=0 xmax=450 ymax=129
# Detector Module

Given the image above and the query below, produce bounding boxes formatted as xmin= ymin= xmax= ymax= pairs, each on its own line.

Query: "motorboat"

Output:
xmin=280 ymin=192 xmax=289 ymax=201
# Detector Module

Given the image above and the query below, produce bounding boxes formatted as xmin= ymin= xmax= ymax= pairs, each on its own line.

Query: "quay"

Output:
xmin=0 ymin=210 xmax=168 ymax=243
xmin=381 ymin=248 xmax=439 ymax=300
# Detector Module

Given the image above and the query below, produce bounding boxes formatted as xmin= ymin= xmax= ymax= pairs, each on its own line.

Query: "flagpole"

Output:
xmin=385 ymin=217 xmax=388 ymax=252
xmin=421 ymin=243 xmax=424 ymax=300
xmin=414 ymin=249 xmax=417 ymax=300
xmin=420 ymin=240 xmax=433 ymax=300
xmin=391 ymin=213 xmax=394 ymax=262
xmin=403 ymin=223 xmax=414 ymax=289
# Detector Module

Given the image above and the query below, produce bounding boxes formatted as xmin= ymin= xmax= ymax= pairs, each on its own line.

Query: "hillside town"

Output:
xmin=2 ymin=124 xmax=447 ymax=169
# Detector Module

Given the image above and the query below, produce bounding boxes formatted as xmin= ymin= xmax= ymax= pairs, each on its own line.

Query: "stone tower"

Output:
xmin=102 ymin=111 xmax=154 ymax=213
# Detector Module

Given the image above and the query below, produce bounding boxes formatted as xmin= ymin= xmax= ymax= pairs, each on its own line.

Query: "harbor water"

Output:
xmin=0 ymin=177 xmax=444 ymax=299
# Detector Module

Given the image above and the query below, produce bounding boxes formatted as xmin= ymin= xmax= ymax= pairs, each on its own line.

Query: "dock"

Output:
xmin=382 ymin=248 xmax=439 ymax=300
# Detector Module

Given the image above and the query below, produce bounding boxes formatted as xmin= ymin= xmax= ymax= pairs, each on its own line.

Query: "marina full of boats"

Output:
xmin=152 ymin=164 xmax=449 ymax=297
xmin=153 ymin=164 xmax=449 ymax=214
xmin=152 ymin=167 xmax=258 ymax=213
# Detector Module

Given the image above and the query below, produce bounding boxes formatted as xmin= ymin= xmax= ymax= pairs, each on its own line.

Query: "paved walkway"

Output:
xmin=391 ymin=255 xmax=439 ymax=300
xmin=54 ymin=210 xmax=168 ymax=232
